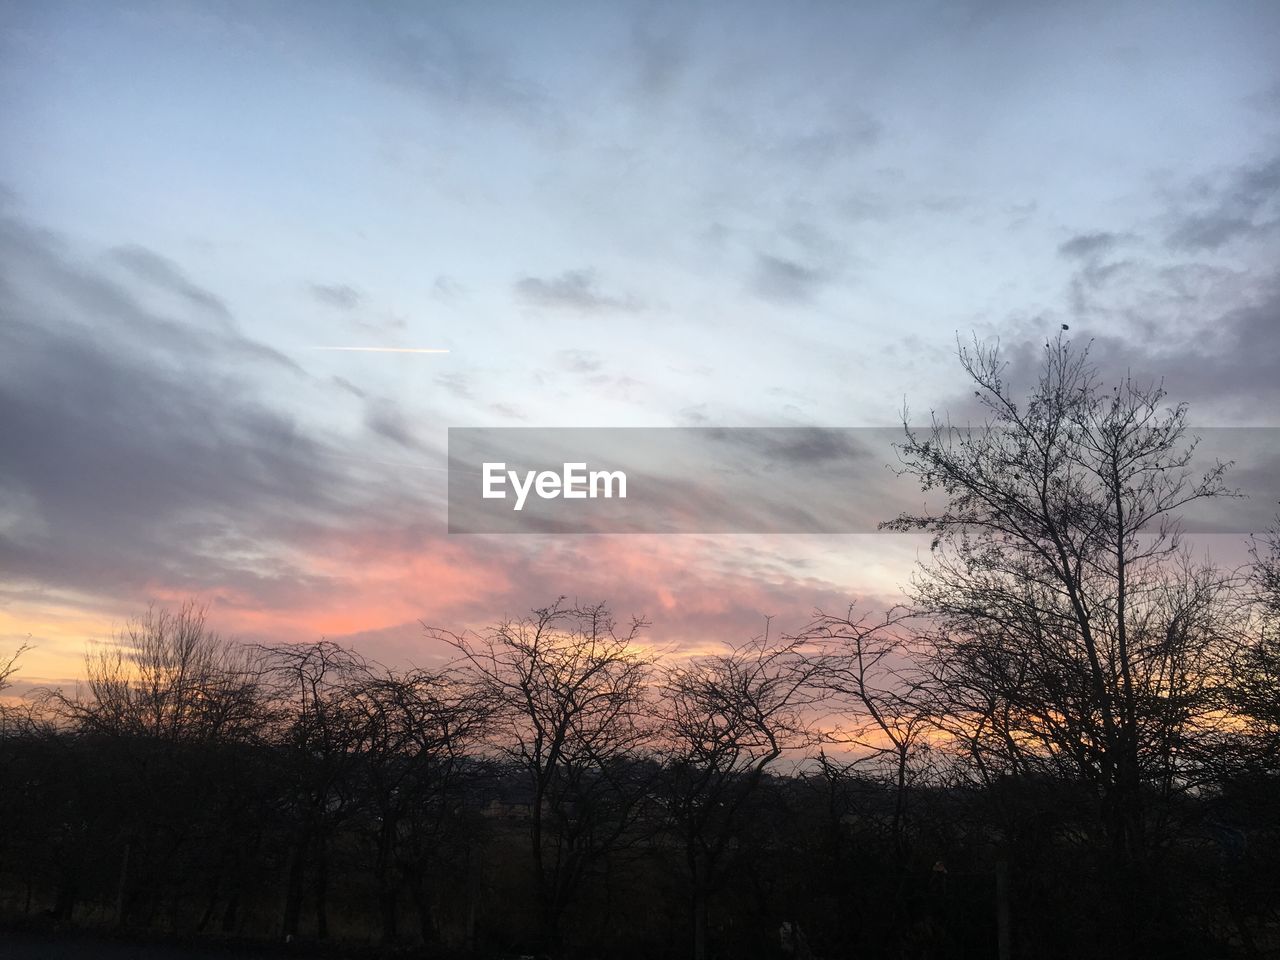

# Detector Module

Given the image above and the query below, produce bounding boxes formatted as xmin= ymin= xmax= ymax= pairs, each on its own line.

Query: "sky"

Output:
xmin=1 ymin=0 xmax=1279 ymax=689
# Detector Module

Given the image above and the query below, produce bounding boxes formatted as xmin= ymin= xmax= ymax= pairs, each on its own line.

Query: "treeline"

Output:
xmin=0 ymin=593 xmax=1274 ymax=960
xmin=1 ymin=338 xmax=1278 ymax=959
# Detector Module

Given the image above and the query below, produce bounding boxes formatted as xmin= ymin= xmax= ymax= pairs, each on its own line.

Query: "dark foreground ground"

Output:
xmin=1 ymin=934 xmax=272 ymax=959
xmin=0 ymin=928 xmax=448 ymax=960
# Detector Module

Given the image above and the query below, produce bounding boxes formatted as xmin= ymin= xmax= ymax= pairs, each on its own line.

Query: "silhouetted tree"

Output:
xmin=1235 ymin=523 xmax=1280 ymax=771
xmin=43 ymin=603 xmax=269 ymax=929
xmin=0 ymin=641 xmax=29 ymax=730
xmin=884 ymin=335 xmax=1240 ymax=956
xmin=342 ymin=665 xmax=492 ymax=943
xmin=797 ymin=608 xmax=926 ymax=858
xmin=432 ymin=598 xmax=655 ymax=952
xmin=260 ymin=640 xmax=370 ymax=940
xmin=656 ymin=630 xmax=816 ymax=960
xmin=796 ymin=607 xmax=933 ymax=940
xmin=63 ymin=603 xmax=265 ymax=743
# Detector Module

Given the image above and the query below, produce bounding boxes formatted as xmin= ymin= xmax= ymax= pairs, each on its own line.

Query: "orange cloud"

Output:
xmin=4 ymin=527 xmax=912 ymax=686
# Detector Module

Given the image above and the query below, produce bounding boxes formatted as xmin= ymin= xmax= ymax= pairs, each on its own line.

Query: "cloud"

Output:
xmin=378 ymin=17 xmax=559 ymax=132
xmin=432 ymin=275 xmax=464 ymax=300
xmin=488 ymin=401 xmax=527 ymax=421
xmin=311 ymin=282 xmax=362 ymax=310
xmin=954 ymin=270 xmax=1280 ymax=429
xmin=0 ymin=212 xmax=419 ymax=606
xmin=677 ymin=405 xmax=712 ymax=426
xmin=557 ymin=349 xmax=604 ymax=374
xmin=752 ymin=254 xmax=828 ymax=303
xmin=514 ymin=269 xmax=642 ymax=312
xmin=771 ymin=118 xmax=881 ymax=167
xmin=185 ymin=532 xmax=893 ymax=662
xmin=1059 ymin=231 xmax=1128 ymax=259
xmin=436 ymin=372 xmax=474 ymax=401
xmin=703 ymin=99 xmax=880 ymax=173
xmin=332 ymin=376 xmax=367 ymax=400
xmin=629 ymin=18 xmax=688 ymax=101
xmin=108 ymin=244 xmax=231 ymax=322
xmin=1 ymin=221 xmax=301 ymax=376
xmin=0 ymin=215 xmax=910 ymax=675
xmin=721 ymin=427 xmax=873 ymax=468
xmin=364 ymin=399 xmax=424 ymax=450
xmin=1165 ymin=156 xmax=1280 ymax=252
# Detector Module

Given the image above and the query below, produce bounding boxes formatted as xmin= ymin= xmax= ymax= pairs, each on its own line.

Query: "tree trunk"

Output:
xmin=996 ymin=859 xmax=1012 ymax=960
xmin=410 ymin=867 xmax=439 ymax=945
xmin=280 ymin=837 xmax=305 ymax=938
xmin=690 ymin=848 xmax=710 ymax=960
xmin=52 ymin=877 xmax=76 ymax=925
xmin=466 ymin=845 xmax=480 ymax=954
xmin=113 ymin=840 xmax=132 ymax=929
xmin=375 ymin=819 xmax=399 ymax=942
xmin=314 ymin=836 xmax=330 ymax=939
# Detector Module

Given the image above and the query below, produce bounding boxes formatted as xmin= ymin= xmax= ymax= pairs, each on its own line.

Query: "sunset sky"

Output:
xmin=2 ymin=1 xmax=1278 ymax=690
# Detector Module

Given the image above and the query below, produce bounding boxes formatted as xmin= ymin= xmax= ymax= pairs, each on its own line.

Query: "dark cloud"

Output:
xmin=332 ymin=376 xmax=367 ymax=400
xmin=1168 ymin=217 xmax=1260 ymax=252
xmin=1059 ymin=231 xmax=1128 ymax=259
xmin=957 ymin=273 xmax=1280 ymax=429
xmin=1066 ymin=258 xmax=1135 ymax=316
xmin=1165 ymin=156 xmax=1280 ymax=252
xmin=0 ymin=213 xmax=429 ymax=603
xmin=752 ymin=254 xmax=828 ymax=303
xmin=1166 ymin=282 xmax=1280 ymax=418
xmin=0 ymin=220 xmax=301 ymax=376
xmin=311 ymin=282 xmax=362 ymax=310
xmin=364 ymin=400 xmax=422 ymax=450
xmin=108 ymin=245 xmax=231 ymax=322
xmin=708 ymin=426 xmax=875 ymax=469
xmin=514 ymin=270 xmax=642 ymax=312
xmin=929 ymin=148 xmax=1280 ymax=438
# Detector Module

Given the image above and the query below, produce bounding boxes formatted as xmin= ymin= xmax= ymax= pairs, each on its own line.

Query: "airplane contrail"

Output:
xmin=312 ymin=346 xmax=450 ymax=354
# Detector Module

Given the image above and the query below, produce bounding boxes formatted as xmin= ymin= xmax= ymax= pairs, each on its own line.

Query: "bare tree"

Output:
xmin=884 ymin=335 xmax=1239 ymax=948
xmin=342 ymin=665 xmax=491 ymax=944
xmin=0 ymin=641 xmax=30 ymax=731
xmin=0 ymin=641 xmax=27 ymax=688
xmin=1234 ymin=524 xmax=1280 ymax=772
xmin=431 ymin=598 xmax=655 ymax=951
xmin=796 ymin=607 xmax=927 ymax=859
xmin=656 ymin=628 xmax=816 ymax=960
xmin=54 ymin=602 xmax=265 ymax=743
xmin=260 ymin=640 xmax=372 ymax=940
xmin=39 ymin=603 xmax=270 ymax=929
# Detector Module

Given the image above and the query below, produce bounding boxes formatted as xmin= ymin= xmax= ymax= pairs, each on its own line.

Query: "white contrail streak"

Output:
xmin=312 ymin=346 xmax=450 ymax=354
